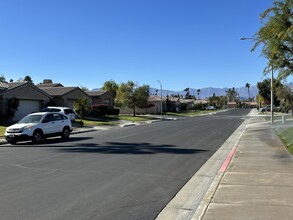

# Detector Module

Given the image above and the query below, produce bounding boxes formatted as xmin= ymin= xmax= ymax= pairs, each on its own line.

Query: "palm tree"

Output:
xmin=197 ymin=89 xmax=201 ymax=99
xmin=73 ymin=98 xmax=91 ymax=122
xmin=245 ymin=83 xmax=251 ymax=101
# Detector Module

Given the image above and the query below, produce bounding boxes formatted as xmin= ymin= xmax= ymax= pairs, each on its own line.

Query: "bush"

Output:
xmin=90 ymin=105 xmax=120 ymax=117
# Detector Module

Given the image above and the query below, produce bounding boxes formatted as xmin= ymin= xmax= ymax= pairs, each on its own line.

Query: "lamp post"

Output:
xmin=157 ymin=80 xmax=163 ymax=120
xmin=240 ymin=37 xmax=274 ymax=125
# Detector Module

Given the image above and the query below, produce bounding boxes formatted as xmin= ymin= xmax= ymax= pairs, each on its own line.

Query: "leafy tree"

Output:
xmin=135 ymin=85 xmax=150 ymax=109
xmin=24 ymin=75 xmax=33 ymax=83
xmin=101 ymin=80 xmax=119 ymax=98
xmin=73 ymin=98 xmax=91 ymax=122
xmin=208 ymin=94 xmax=227 ymax=109
xmin=245 ymin=83 xmax=251 ymax=101
xmin=115 ymin=81 xmax=149 ymax=116
xmin=0 ymin=74 xmax=6 ymax=83
xmin=256 ymin=94 xmax=265 ymax=108
xmin=275 ymin=83 xmax=293 ymax=114
xmin=252 ymin=0 xmax=293 ymax=78
xmin=257 ymin=78 xmax=281 ymax=106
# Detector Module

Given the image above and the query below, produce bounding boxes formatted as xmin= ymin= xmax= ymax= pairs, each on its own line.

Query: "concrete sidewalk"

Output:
xmin=194 ymin=115 xmax=293 ymax=219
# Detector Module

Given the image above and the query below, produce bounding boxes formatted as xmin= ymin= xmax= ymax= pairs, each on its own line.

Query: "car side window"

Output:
xmin=42 ymin=114 xmax=54 ymax=123
xmin=60 ymin=114 xmax=68 ymax=120
xmin=53 ymin=113 xmax=62 ymax=121
xmin=64 ymin=109 xmax=74 ymax=114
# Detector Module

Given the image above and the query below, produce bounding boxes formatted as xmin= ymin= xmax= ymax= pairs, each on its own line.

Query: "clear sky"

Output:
xmin=0 ymin=0 xmax=276 ymax=91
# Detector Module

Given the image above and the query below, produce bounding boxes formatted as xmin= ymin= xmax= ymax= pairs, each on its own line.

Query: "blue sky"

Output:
xmin=0 ymin=0 xmax=276 ymax=91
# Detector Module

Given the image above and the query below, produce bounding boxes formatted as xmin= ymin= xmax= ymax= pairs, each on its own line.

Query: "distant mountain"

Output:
xmin=149 ymin=86 xmax=259 ymax=100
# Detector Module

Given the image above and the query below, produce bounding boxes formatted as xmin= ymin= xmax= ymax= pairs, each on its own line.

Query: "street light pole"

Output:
xmin=271 ymin=68 xmax=274 ymax=124
xmin=240 ymin=37 xmax=274 ymax=124
xmin=157 ymin=80 xmax=163 ymax=120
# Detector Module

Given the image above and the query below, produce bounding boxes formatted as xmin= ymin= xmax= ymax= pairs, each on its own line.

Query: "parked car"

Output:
xmin=206 ymin=106 xmax=216 ymax=110
xmin=5 ymin=112 xmax=72 ymax=144
xmin=41 ymin=106 xmax=76 ymax=121
xmin=260 ymin=105 xmax=277 ymax=113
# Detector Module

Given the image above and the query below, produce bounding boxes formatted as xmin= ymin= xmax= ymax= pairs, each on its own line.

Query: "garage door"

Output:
xmin=13 ymin=100 xmax=40 ymax=121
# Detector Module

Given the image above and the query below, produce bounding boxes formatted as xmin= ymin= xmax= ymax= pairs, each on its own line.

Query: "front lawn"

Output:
xmin=275 ymin=126 xmax=293 ymax=154
xmin=270 ymin=116 xmax=293 ymax=154
xmin=0 ymin=126 xmax=6 ymax=137
xmin=74 ymin=119 xmax=119 ymax=127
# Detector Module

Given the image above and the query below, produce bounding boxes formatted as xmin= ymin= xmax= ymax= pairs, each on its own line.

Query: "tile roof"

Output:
xmin=87 ymin=90 xmax=108 ymax=96
xmin=40 ymin=87 xmax=78 ymax=96
xmin=0 ymin=82 xmax=9 ymax=89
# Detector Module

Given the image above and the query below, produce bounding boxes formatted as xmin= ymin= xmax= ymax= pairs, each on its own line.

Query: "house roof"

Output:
xmin=148 ymin=96 xmax=167 ymax=102
xmin=87 ymin=90 xmax=109 ymax=97
xmin=194 ymin=99 xmax=209 ymax=104
xmin=179 ymin=99 xmax=194 ymax=104
xmin=0 ymin=82 xmax=9 ymax=89
xmin=0 ymin=82 xmax=52 ymax=98
xmin=39 ymin=87 xmax=79 ymax=96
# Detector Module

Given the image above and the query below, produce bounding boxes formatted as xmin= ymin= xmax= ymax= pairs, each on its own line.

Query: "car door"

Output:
xmin=41 ymin=113 xmax=55 ymax=134
xmin=52 ymin=113 xmax=64 ymax=133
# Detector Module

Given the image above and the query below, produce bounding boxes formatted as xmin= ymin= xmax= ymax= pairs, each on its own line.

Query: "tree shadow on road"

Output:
xmin=57 ymin=141 xmax=208 ymax=155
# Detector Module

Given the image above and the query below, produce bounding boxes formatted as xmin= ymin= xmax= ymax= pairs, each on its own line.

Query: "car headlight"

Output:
xmin=8 ymin=126 xmax=32 ymax=133
xmin=20 ymin=125 xmax=32 ymax=132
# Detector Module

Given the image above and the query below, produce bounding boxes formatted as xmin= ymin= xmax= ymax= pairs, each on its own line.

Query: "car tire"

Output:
xmin=61 ymin=127 xmax=70 ymax=139
xmin=32 ymin=130 xmax=43 ymax=144
xmin=8 ymin=140 xmax=16 ymax=145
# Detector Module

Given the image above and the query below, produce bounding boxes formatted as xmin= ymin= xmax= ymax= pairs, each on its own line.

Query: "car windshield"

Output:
xmin=18 ymin=115 xmax=43 ymax=124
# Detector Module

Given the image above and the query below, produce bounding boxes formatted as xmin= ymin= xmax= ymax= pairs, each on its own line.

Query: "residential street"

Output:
xmin=0 ymin=109 xmax=250 ymax=220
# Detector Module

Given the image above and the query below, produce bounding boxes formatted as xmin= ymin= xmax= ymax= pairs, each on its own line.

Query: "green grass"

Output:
xmin=275 ymin=127 xmax=293 ymax=154
xmin=74 ymin=119 xmax=118 ymax=126
xmin=0 ymin=126 xmax=7 ymax=137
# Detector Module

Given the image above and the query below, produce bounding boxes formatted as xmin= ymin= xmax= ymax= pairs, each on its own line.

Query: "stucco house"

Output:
xmin=0 ymin=82 xmax=52 ymax=122
xmin=86 ymin=90 xmax=114 ymax=108
xmin=39 ymin=87 xmax=91 ymax=108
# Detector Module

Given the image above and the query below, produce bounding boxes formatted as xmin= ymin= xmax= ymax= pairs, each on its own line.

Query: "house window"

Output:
xmin=104 ymin=99 xmax=110 ymax=104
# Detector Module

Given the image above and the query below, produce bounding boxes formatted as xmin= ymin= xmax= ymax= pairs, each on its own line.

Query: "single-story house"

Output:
xmin=0 ymin=82 xmax=52 ymax=122
xmin=119 ymin=96 xmax=168 ymax=115
xmin=167 ymin=97 xmax=182 ymax=112
xmin=86 ymin=90 xmax=114 ymax=108
xmin=179 ymin=99 xmax=194 ymax=111
xmin=244 ymin=102 xmax=258 ymax=108
xmin=226 ymin=102 xmax=237 ymax=108
xmin=38 ymin=87 xmax=91 ymax=108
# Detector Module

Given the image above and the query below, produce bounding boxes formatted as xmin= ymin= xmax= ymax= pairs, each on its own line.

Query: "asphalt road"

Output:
xmin=0 ymin=109 xmax=250 ymax=220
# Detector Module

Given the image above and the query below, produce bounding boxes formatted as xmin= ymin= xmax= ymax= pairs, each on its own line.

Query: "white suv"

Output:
xmin=5 ymin=112 xmax=72 ymax=144
xmin=41 ymin=106 xmax=76 ymax=121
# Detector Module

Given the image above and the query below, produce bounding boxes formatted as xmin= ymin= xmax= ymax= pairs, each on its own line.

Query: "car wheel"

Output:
xmin=8 ymin=140 xmax=16 ymax=145
xmin=32 ymin=130 xmax=43 ymax=144
xmin=61 ymin=127 xmax=70 ymax=139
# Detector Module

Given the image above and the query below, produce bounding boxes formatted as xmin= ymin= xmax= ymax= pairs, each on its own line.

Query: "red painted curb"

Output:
xmin=220 ymin=147 xmax=236 ymax=173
